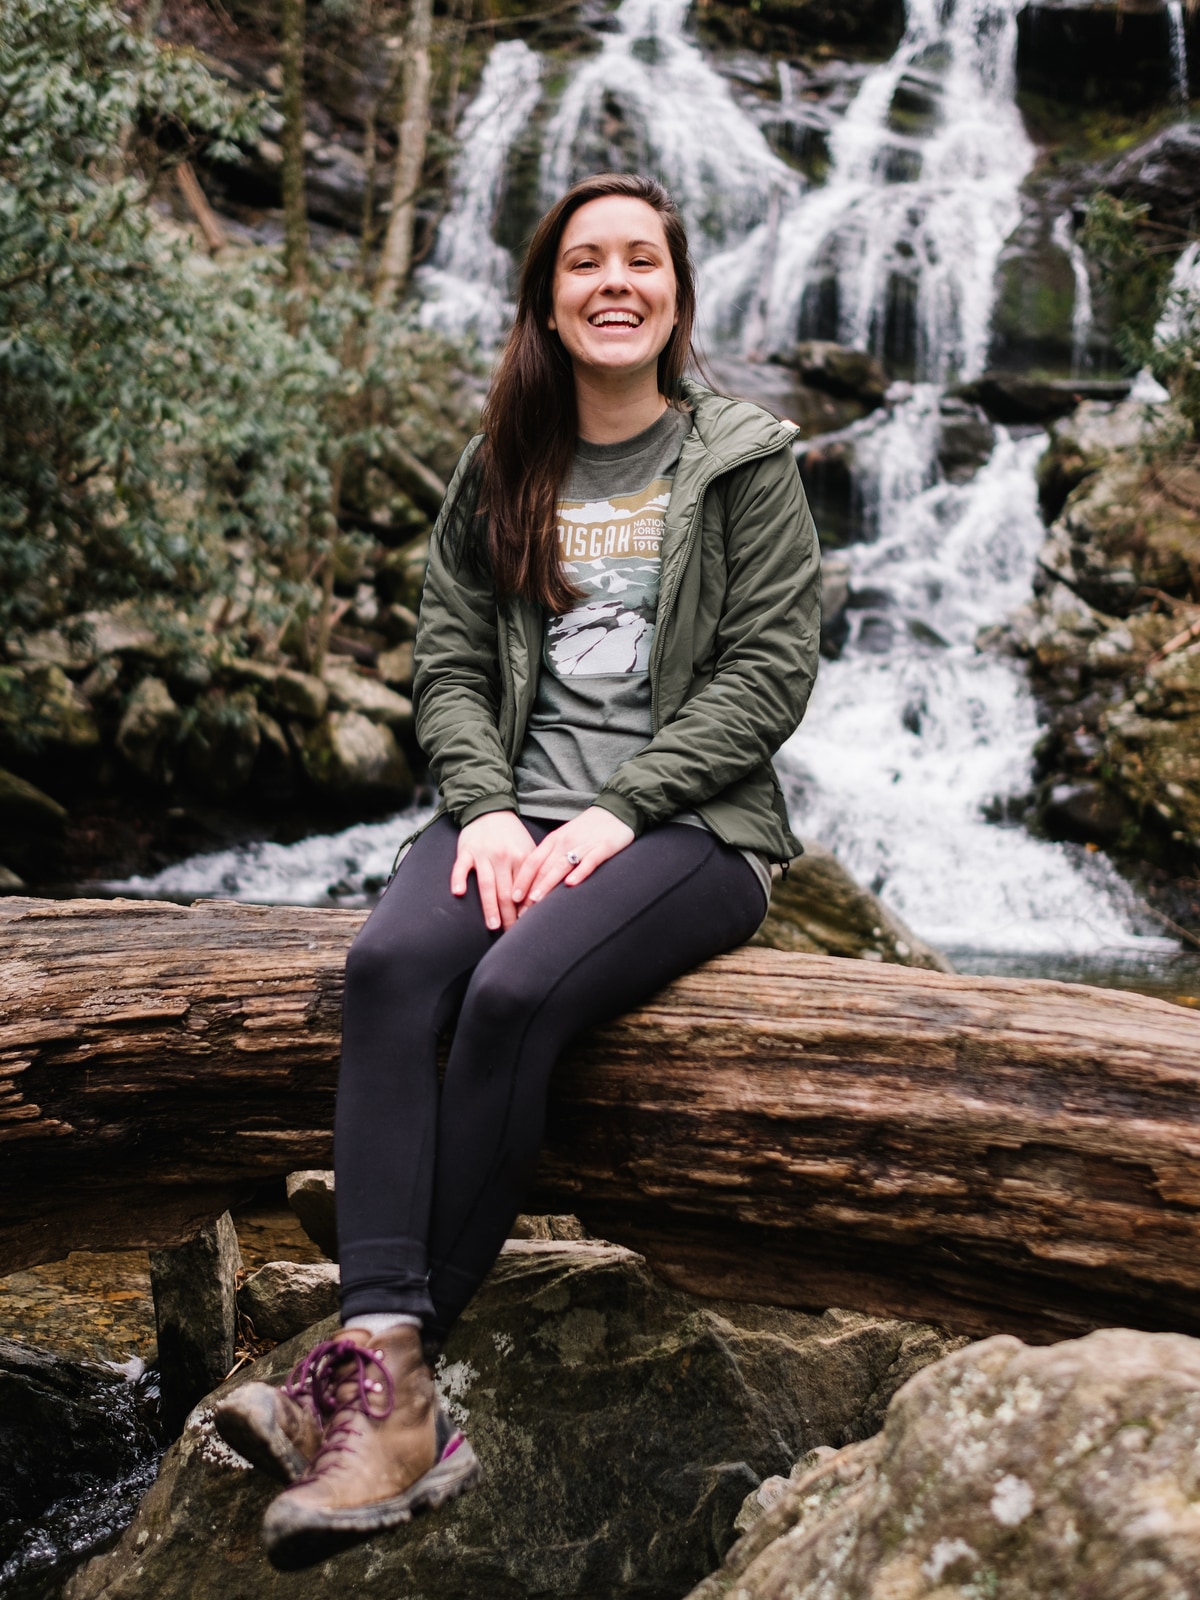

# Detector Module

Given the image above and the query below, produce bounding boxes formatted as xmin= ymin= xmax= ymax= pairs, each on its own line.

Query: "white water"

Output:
xmin=112 ymin=803 xmax=436 ymax=907
xmin=1167 ymin=0 xmax=1190 ymax=106
xmin=539 ymin=0 xmax=795 ymax=253
xmin=1052 ymin=209 xmax=1094 ymax=376
xmin=417 ymin=40 xmax=543 ymax=343
xmin=112 ymin=2 xmax=1178 ymax=956
xmin=780 ymin=400 xmax=1155 ymax=953
xmin=700 ymin=0 xmax=1034 ymax=382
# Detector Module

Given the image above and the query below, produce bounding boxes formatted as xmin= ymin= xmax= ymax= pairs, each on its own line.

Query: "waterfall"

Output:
xmin=416 ymin=40 xmax=543 ymax=343
xmin=699 ymin=0 xmax=1034 ymax=384
xmin=1051 ymin=210 xmax=1094 ymax=376
xmin=1167 ymin=0 xmax=1190 ymax=105
xmin=112 ymin=2 xmax=1174 ymax=958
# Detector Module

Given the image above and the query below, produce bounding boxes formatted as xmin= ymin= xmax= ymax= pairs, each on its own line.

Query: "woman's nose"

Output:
xmin=597 ymin=253 xmax=632 ymax=292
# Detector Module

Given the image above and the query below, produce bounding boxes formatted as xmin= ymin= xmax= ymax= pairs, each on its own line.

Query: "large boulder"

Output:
xmin=322 ymin=664 xmax=414 ymax=731
xmin=753 ymin=838 xmax=954 ymax=971
xmin=0 ymin=662 xmax=100 ymax=763
xmin=1101 ymin=122 xmax=1200 ymax=234
xmin=116 ymin=677 xmax=183 ymax=787
xmin=294 ymin=711 xmax=413 ymax=807
xmin=67 ymin=1240 xmax=963 ymax=1600
xmin=688 ymin=1327 xmax=1200 ymax=1599
xmin=182 ymin=689 xmax=262 ymax=800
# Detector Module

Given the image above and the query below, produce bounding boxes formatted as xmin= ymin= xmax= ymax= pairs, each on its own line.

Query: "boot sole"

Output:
xmin=263 ymin=1437 xmax=483 ymax=1571
xmin=213 ymin=1387 xmax=310 ymax=1485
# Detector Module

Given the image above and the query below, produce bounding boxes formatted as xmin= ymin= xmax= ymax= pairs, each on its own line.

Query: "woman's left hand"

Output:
xmin=512 ymin=806 xmax=636 ymax=913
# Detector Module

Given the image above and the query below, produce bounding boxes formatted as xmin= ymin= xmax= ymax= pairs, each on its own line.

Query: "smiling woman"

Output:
xmin=213 ymin=174 xmax=822 ymax=1573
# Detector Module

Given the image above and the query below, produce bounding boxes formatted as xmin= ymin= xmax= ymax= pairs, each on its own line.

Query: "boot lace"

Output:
xmin=284 ymin=1337 xmax=397 ymax=1484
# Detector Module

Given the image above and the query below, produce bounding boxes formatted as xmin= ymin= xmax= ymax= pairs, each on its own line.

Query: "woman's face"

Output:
xmin=548 ymin=195 xmax=679 ymax=386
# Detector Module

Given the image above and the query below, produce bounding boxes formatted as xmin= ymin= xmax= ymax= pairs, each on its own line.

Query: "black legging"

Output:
xmin=334 ymin=814 xmax=766 ymax=1343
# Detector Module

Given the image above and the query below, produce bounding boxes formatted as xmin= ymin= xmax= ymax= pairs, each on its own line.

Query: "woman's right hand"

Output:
xmin=450 ymin=811 xmax=538 ymax=931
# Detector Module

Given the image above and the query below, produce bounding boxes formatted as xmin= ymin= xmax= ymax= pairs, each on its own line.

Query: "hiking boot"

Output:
xmin=260 ymin=1325 xmax=481 ymax=1571
xmin=213 ymin=1348 xmax=329 ymax=1483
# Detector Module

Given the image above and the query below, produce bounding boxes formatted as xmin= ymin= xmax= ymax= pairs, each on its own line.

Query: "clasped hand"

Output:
xmin=450 ymin=807 xmax=635 ymax=931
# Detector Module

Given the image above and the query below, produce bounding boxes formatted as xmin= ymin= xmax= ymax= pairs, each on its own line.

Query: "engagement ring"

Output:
xmin=565 ymin=851 xmax=581 ymax=865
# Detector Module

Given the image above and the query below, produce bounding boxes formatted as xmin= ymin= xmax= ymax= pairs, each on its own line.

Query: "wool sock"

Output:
xmin=344 ymin=1312 xmax=423 ymax=1336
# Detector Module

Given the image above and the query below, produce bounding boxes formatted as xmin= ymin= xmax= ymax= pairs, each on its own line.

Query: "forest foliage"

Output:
xmin=0 ymin=0 xmax=473 ymax=661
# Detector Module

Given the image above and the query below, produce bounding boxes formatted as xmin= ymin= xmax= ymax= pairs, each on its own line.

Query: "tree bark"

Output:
xmin=279 ymin=0 xmax=309 ymax=324
xmin=373 ymin=0 xmax=434 ymax=307
xmin=175 ymin=160 xmax=227 ymax=254
xmin=4 ymin=896 xmax=1200 ymax=1344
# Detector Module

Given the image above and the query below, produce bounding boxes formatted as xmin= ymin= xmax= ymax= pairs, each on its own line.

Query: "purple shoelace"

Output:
xmin=284 ymin=1336 xmax=396 ymax=1424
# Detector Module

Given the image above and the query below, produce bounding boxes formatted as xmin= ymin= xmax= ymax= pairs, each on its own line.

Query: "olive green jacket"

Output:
xmin=412 ymin=381 xmax=821 ymax=864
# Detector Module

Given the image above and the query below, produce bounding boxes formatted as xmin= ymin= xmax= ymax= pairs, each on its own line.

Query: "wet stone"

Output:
xmin=150 ymin=1213 xmax=242 ymax=1435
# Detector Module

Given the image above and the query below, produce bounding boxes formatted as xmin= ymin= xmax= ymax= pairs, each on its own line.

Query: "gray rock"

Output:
xmin=238 ymin=1262 xmax=341 ymax=1343
xmin=0 ymin=662 xmax=100 ymax=755
xmin=182 ymin=689 xmax=261 ymax=800
xmin=787 ymin=341 xmax=888 ymax=408
xmin=284 ymin=1169 xmax=592 ymax=1260
xmin=376 ymin=639 xmax=414 ymax=692
xmin=272 ymin=669 xmax=329 ymax=723
xmin=753 ymin=838 xmax=954 ymax=971
xmin=955 ymin=373 xmax=1130 ymax=426
xmin=688 ymin=1328 xmax=1200 ymax=1600
xmin=1102 ymin=121 xmax=1200 ymax=231
xmin=149 ymin=1212 xmax=242 ymax=1435
xmin=116 ymin=677 xmax=182 ymax=786
xmin=285 ymin=1169 xmax=337 ymax=1260
xmin=820 ymin=556 xmax=852 ymax=660
xmin=936 ymin=396 xmax=995 ymax=483
xmin=68 ymin=1241 xmax=963 ymax=1600
xmin=295 ymin=711 xmax=413 ymax=805
xmin=322 ymin=664 xmax=414 ymax=730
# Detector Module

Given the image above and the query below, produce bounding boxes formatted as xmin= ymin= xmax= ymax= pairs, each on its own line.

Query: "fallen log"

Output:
xmin=3 ymin=895 xmax=1200 ymax=1343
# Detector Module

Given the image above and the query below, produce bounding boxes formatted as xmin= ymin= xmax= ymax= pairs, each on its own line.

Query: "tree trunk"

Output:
xmin=373 ymin=0 xmax=434 ymax=307
xmin=4 ymin=896 xmax=1200 ymax=1344
xmin=279 ymin=0 xmax=309 ymax=324
xmin=175 ymin=161 xmax=227 ymax=254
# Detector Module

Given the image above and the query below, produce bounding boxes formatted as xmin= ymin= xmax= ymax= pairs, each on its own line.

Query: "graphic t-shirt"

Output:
xmin=512 ymin=408 xmax=773 ymax=912
xmin=513 ymin=406 xmax=691 ymax=821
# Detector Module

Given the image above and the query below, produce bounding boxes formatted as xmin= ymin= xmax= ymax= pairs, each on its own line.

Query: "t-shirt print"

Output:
xmin=546 ymin=476 xmax=670 ymax=677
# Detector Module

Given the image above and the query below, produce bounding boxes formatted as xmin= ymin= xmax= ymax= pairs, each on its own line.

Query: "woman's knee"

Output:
xmin=459 ymin=957 xmax=547 ymax=1038
xmin=343 ymin=914 xmax=420 ymax=1003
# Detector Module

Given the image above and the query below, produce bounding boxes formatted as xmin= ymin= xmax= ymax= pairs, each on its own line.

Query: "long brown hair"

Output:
xmin=472 ymin=173 xmax=699 ymax=611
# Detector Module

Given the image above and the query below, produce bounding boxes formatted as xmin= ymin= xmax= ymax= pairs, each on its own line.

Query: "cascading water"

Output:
xmin=417 ymin=40 xmax=543 ymax=343
xmin=1167 ymin=0 xmax=1190 ymax=106
xmin=701 ymin=0 xmax=1033 ymax=381
xmin=1052 ymin=210 xmax=1094 ymax=377
xmin=539 ymin=0 xmax=795 ymax=251
xmin=114 ymin=0 xmax=1178 ymax=959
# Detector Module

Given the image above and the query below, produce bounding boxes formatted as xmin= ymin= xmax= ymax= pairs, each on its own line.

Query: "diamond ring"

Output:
xmin=565 ymin=850 xmax=581 ymax=866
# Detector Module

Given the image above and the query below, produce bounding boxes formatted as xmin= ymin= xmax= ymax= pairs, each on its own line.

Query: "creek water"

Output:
xmin=114 ymin=0 xmax=1187 ymax=984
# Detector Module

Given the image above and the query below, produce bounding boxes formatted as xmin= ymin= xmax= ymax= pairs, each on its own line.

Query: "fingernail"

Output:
xmin=529 ymin=892 xmax=540 ymax=903
xmin=487 ymin=918 xmax=500 ymax=930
